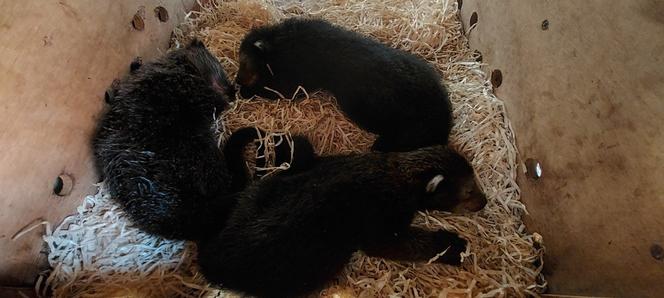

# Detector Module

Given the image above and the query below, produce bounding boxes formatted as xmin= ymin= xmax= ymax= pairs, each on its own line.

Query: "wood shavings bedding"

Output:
xmin=42 ymin=0 xmax=546 ymax=297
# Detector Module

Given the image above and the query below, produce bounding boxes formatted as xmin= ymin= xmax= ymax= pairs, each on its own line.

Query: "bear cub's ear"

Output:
xmin=426 ymin=174 xmax=445 ymax=193
xmin=253 ymin=40 xmax=271 ymax=52
xmin=189 ymin=38 xmax=206 ymax=48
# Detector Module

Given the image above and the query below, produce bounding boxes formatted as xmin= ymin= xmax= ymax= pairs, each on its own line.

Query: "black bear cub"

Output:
xmin=92 ymin=40 xmax=245 ymax=240
xmin=235 ymin=17 xmax=454 ymax=152
xmin=197 ymin=135 xmax=487 ymax=298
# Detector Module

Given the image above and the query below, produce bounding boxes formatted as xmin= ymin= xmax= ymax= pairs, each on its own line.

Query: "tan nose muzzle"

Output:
xmin=466 ymin=192 xmax=487 ymax=212
xmin=235 ymin=71 xmax=257 ymax=87
xmin=452 ymin=183 xmax=487 ymax=214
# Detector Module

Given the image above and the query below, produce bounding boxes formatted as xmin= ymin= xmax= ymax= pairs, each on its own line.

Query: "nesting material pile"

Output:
xmin=42 ymin=0 xmax=546 ymax=297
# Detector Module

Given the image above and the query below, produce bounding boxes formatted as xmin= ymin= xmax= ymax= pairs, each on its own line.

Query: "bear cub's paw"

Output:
xmin=432 ymin=230 xmax=467 ymax=266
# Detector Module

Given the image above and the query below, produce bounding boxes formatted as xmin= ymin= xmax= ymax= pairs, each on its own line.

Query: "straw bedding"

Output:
xmin=39 ymin=0 xmax=546 ymax=297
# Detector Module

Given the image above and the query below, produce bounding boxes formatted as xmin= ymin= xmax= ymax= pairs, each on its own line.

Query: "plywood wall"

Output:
xmin=460 ymin=0 xmax=664 ymax=297
xmin=0 ymin=0 xmax=194 ymax=285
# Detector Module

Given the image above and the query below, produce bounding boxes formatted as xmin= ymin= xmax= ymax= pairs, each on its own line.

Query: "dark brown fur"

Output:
xmin=92 ymin=40 xmax=240 ymax=240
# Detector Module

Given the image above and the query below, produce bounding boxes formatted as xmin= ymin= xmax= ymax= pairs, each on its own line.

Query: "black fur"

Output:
xmin=197 ymin=144 xmax=486 ymax=297
xmin=92 ymin=40 xmax=240 ymax=240
xmin=236 ymin=18 xmax=454 ymax=152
